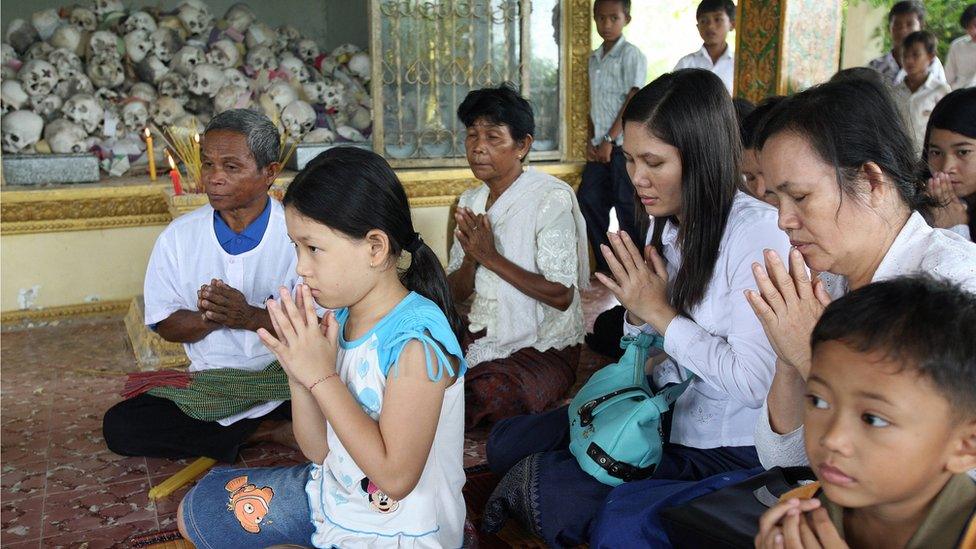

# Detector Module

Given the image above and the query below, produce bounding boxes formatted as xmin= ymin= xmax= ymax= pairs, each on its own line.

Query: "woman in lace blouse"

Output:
xmin=447 ymin=84 xmax=590 ymax=428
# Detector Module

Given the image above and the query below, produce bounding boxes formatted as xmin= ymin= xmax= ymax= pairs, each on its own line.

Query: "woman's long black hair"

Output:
xmin=282 ymin=147 xmax=464 ymax=341
xmin=622 ymin=69 xmax=739 ymax=315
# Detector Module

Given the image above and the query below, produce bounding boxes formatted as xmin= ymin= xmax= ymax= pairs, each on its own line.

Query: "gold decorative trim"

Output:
xmin=0 ymin=298 xmax=130 ymax=324
xmin=1 ymin=184 xmax=172 ymax=235
xmin=565 ymin=0 xmax=591 ymax=162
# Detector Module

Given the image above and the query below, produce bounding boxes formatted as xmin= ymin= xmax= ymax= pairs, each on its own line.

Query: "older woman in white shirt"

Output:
xmin=447 ymin=85 xmax=589 ymax=429
xmin=746 ymin=78 xmax=976 ymax=469
xmin=482 ymin=70 xmax=791 ymax=547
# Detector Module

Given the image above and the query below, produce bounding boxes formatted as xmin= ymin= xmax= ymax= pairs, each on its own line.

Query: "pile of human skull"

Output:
xmin=1 ymin=0 xmax=372 ymax=174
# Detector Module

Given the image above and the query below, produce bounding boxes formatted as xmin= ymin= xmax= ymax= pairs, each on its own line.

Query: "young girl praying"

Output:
xmin=177 ymin=147 xmax=468 ymax=548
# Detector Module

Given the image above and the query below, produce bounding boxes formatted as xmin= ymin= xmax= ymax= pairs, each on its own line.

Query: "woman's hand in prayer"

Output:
xmin=258 ymin=284 xmax=339 ymax=389
xmin=198 ymin=279 xmax=261 ymax=330
xmin=927 ymin=171 xmax=969 ymax=229
xmin=596 ymin=231 xmax=677 ymax=334
xmin=455 ymin=207 xmax=500 ymax=269
xmin=756 ymin=498 xmax=848 ymax=549
xmin=746 ymin=248 xmax=831 ymax=379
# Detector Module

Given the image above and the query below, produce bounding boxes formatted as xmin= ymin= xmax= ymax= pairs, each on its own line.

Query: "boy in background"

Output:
xmin=868 ymin=1 xmax=947 ymax=84
xmin=945 ymin=4 xmax=976 ymax=90
xmin=894 ymin=31 xmax=951 ymax=152
xmin=674 ymin=0 xmax=736 ymax=94
xmin=578 ymin=0 xmax=646 ymax=273
xmin=756 ymin=276 xmax=976 ymax=549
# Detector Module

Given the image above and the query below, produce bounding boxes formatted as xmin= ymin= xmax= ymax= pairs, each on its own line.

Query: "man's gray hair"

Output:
xmin=204 ymin=109 xmax=280 ymax=169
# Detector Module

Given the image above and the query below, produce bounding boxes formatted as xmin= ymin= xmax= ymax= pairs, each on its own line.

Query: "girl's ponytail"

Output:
xmin=399 ymin=233 xmax=464 ymax=342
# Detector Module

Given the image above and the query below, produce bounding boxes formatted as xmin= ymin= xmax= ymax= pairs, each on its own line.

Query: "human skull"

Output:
xmin=302 ymin=127 xmax=334 ymax=144
xmin=29 ymin=93 xmax=63 ymax=120
xmin=6 ymin=20 xmax=39 ymax=55
xmin=301 ymin=80 xmax=329 ymax=104
xmin=24 ymin=42 xmax=55 ymax=63
xmin=222 ymin=68 xmax=250 ymax=90
xmin=320 ymin=81 xmax=344 ymax=110
xmin=347 ymin=52 xmax=371 ymax=82
xmin=48 ymin=49 xmax=83 ymax=80
xmin=150 ymin=28 xmax=182 ymax=63
xmin=187 ymin=63 xmax=225 ymax=97
xmin=245 ymin=46 xmax=276 ymax=72
xmin=174 ymin=113 xmax=205 ymax=132
xmin=92 ymin=0 xmax=124 ymax=18
xmin=20 ymin=59 xmax=59 ymax=97
xmin=50 ymin=26 xmax=84 ymax=56
xmin=337 ymin=125 xmax=365 ymax=142
xmin=2 ymin=110 xmax=44 ymax=153
xmin=171 ymin=45 xmax=205 ymax=76
xmin=278 ymin=55 xmax=311 ymax=83
xmin=45 ymin=118 xmax=89 ymax=153
xmin=129 ymin=82 xmax=157 ymax=103
xmin=244 ymin=23 xmax=273 ymax=49
xmin=86 ymin=54 xmax=124 ymax=89
xmin=317 ymin=54 xmax=338 ymax=76
xmin=31 ymin=9 xmax=62 ymax=41
xmin=264 ymin=80 xmax=298 ymax=113
xmin=151 ymin=96 xmax=186 ymax=126
xmin=88 ymin=31 xmax=122 ymax=60
xmin=206 ymin=40 xmax=239 ymax=68
xmin=177 ymin=5 xmax=214 ymax=37
xmin=2 ymin=43 xmax=16 ymax=66
xmin=331 ymin=43 xmax=360 ymax=64
xmin=281 ymin=99 xmax=315 ymax=139
xmin=294 ymin=39 xmax=320 ymax=64
xmin=224 ymin=3 xmax=255 ymax=33
xmin=177 ymin=0 xmax=213 ymax=17
xmin=157 ymin=72 xmax=187 ymax=100
xmin=347 ymin=104 xmax=372 ymax=131
xmin=53 ymin=73 xmax=94 ymax=100
xmin=122 ymin=11 xmax=158 ymax=35
xmin=121 ymin=101 xmax=150 ymax=132
xmin=1 ymin=81 xmax=29 ymax=113
xmin=94 ymin=86 xmax=121 ymax=105
xmin=124 ymin=30 xmax=152 ymax=63
xmin=62 ymin=93 xmax=103 ymax=133
xmin=135 ymin=56 xmax=170 ymax=84
xmin=69 ymin=8 xmax=97 ymax=33
xmin=213 ymin=84 xmax=251 ymax=113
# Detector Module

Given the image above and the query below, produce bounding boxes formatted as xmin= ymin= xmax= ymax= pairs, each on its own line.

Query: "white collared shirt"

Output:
xmin=754 ymin=212 xmax=976 ymax=469
xmin=623 ymin=193 xmax=791 ymax=449
xmin=674 ymin=44 xmax=735 ymax=93
xmin=945 ymin=35 xmax=976 ymax=90
xmin=143 ymin=199 xmax=299 ymax=426
xmin=589 ymin=37 xmax=647 ymax=146
xmin=893 ymin=72 xmax=952 ymax=153
xmin=870 ymin=51 xmax=946 ymax=84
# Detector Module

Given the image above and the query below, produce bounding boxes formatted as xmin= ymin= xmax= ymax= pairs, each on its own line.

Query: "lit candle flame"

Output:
xmin=167 ymin=152 xmax=177 ymax=170
xmin=144 ymin=127 xmax=150 ymax=138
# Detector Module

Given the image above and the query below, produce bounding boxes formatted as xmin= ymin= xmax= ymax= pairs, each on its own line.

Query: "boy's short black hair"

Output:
xmin=739 ymin=96 xmax=783 ymax=149
xmin=594 ymin=0 xmax=631 ymax=16
xmin=903 ymin=30 xmax=938 ymax=55
xmin=888 ymin=1 xmax=926 ymax=25
xmin=811 ymin=275 xmax=976 ymax=418
xmin=961 ymin=4 xmax=976 ymax=28
xmin=696 ymin=0 xmax=736 ymax=23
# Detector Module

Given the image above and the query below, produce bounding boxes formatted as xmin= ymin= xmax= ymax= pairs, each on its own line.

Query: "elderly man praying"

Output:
xmin=103 ymin=109 xmax=298 ymax=462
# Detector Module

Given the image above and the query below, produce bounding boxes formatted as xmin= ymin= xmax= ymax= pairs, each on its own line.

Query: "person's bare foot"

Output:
xmin=247 ymin=420 xmax=299 ymax=450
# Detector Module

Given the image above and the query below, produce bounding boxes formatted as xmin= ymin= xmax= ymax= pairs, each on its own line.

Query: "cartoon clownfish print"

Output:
xmin=225 ymin=475 xmax=274 ymax=533
xmin=360 ymin=478 xmax=399 ymax=513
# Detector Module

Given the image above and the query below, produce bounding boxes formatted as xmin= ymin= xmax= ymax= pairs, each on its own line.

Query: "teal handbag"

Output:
xmin=568 ymin=333 xmax=693 ymax=486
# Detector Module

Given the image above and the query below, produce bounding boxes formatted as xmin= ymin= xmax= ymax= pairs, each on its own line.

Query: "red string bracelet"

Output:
xmin=307 ymin=372 xmax=339 ymax=391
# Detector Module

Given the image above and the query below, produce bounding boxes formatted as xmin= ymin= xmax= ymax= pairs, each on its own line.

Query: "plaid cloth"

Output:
xmin=122 ymin=361 xmax=290 ymax=422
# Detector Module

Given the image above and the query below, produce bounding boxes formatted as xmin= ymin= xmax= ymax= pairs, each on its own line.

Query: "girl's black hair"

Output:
xmin=622 ymin=69 xmax=739 ymax=315
xmin=755 ymin=78 xmax=933 ymax=212
xmin=283 ymin=147 xmax=463 ymax=340
xmin=922 ymin=88 xmax=976 ymax=237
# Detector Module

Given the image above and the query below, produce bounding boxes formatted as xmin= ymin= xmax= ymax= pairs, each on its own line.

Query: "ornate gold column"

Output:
xmin=564 ymin=0 xmax=591 ymax=162
xmin=734 ymin=0 xmax=843 ymax=103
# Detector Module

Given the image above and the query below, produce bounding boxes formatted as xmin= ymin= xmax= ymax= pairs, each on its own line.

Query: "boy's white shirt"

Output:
xmin=588 ymin=36 xmax=647 ymax=146
xmin=892 ymin=71 xmax=952 ymax=154
xmin=944 ymin=35 xmax=976 ymax=90
xmin=673 ymin=43 xmax=735 ymax=93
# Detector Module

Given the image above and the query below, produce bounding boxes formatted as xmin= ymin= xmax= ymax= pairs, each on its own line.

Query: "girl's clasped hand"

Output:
xmin=257 ymin=284 xmax=337 ymax=390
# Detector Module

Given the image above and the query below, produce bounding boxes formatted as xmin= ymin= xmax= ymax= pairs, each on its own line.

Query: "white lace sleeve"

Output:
xmin=535 ymin=188 xmax=579 ymax=287
xmin=754 ymin=400 xmax=810 ymax=468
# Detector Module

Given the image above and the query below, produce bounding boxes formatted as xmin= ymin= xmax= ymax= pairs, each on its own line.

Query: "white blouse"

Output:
xmin=448 ymin=178 xmax=585 ymax=363
xmin=624 ymin=192 xmax=792 ymax=449
xmin=755 ymin=212 xmax=976 ymax=469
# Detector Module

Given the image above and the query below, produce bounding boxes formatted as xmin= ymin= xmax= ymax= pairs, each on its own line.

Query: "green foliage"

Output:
xmin=854 ymin=0 xmax=972 ymax=59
